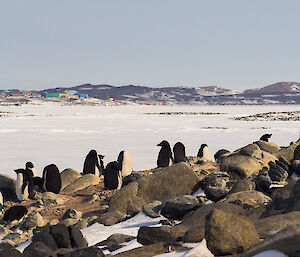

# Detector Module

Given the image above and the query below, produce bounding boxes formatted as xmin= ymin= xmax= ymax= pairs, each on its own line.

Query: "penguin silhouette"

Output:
xmin=157 ymin=140 xmax=173 ymax=168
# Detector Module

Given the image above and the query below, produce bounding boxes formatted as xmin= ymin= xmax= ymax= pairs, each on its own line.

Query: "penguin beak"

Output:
xmin=157 ymin=142 xmax=162 ymax=146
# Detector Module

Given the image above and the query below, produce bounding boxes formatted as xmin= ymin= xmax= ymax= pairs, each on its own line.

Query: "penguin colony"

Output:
xmin=1 ymin=133 xmax=272 ymax=221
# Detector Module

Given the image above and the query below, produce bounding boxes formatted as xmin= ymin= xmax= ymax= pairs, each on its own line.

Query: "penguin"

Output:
xmin=83 ymin=150 xmax=103 ymax=177
xmin=197 ymin=144 xmax=212 ymax=161
xmin=117 ymin=151 xmax=133 ymax=177
xmin=214 ymin=149 xmax=230 ymax=163
xmin=26 ymin=161 xmax=38 ymax=177
xmin=42 ymin=164 xmax=61 ymax=194
xmin=157 ymin=140 xmax=173 ymax=168
xmin=3 ymin=205 xmax=28 ymax=222
xmin=104 ymin=161 xmax=122 ymax=190
xmin=99 ymin=154 xmax=106 ymax=171
xmin=260 ymin=134 xmax=272 ymax=142
xmin=15 ymin=168 xmax=34 ymax=201
xmin=173 ymin=142 xmax=186 ymax=163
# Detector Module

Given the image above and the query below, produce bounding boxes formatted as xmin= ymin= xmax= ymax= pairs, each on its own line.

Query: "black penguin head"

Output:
xmin=106 ymin=161 xmax=121 ymax=171
xmin=200 ymin=144 xmax=208 ymax=150
xmin=88 ymin=150 xmax=98 ymax=159
xmin=157 ymin=140 xmax=170 ymax=147
xmin=260 ymin=134 xmax=272 ymax=142
xmin=14 ymin=169 xmax=25 ymax=174
xmin=25 ymin=162 xmax=34 ymax=169
xmin=98 ymin=155 xmax=105 ymax=160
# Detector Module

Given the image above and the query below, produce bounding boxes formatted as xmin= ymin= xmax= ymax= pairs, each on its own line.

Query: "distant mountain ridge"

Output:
xmin=4 ymin=82 xmax=300 ymax=105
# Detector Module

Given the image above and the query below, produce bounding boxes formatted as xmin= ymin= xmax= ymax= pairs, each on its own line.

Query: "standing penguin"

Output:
xmin=104 ymin=161 xmax=122 ymax=190
xmin=25 ymin=162 xmax=38 ymax=177
xmin=98 ymin=155 xmax=106 ymax=171
xmin=260 ymin=134 xmax=272 ymax=142
xmin=157 ymin=140 xmax=173 ymax=168
xmin=83 ymin=150 xmax=103 ymax=177
xmin=197 ymin=144 xmax=212 ymax=161
xmin=42 ymin=164 xmax=61 ymax=194
xmin=173 ymin=142 xmax=186 ymax=164
xmin=15 ymin=168 xmax=34 ymax=201
xmin=117 ymin=151 xmax=133 ymax=177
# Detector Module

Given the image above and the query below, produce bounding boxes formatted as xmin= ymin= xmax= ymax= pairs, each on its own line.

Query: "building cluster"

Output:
xmin=0 ymin=90 xmax=89 ymax=99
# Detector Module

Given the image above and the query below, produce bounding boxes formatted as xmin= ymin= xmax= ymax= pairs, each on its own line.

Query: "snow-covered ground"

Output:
xmin=1 ymin=100 xmax=300 ymax=177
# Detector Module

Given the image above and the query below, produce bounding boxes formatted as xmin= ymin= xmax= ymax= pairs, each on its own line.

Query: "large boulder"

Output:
xmin=0 ymin=175 xmax=15 ymax=191
xmin=275 ymin=141 xmax=300 ymax=162
xmin=137 ymin=226 xmax=176 ymax=245
xmin=20 ymin=211 xmax=44 ymax=230
xmin=220 ymin=154 xmax=263 ymax=179
xmin=254 ymin=140 xmax=281 ymax=154
xmin=60 ymin=168 xmax=82 ymax=189
xmin=262 ymin=179 xmax=300 ymax=217
xmin=22 ymin=241 xmax=53 ymax=257
xmin=60 ymin=174 xmax=100 ymax=194
xmin=160 ymin=195 xmax=201 ymax=220
xmin=100 ymin=163 xmax=200 ymax=225
xmin=62 ymin=247 xmax=104 ymax=257
xmin=50 ymin=223 xmax=72 ymax=249
xmin=254 ymin=211 xmax=300 ymax=239
xmin=228 ymin=179 xmax=256 ymax=194
xmin=223 ymin=190 xmax=272 ymax=208
xmin=205 ymin=209 xmax=260 ymax=255
xmin=241 ymin=225 xmax=300 ymax=257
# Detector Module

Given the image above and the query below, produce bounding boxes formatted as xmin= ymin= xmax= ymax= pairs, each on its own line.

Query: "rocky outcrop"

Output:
xmin=100 ymin=163 xmax=200 ymax=225
xmin=137 ymin=226 xmax=176 ymax=245
xmin=241 ymin=225 xmax=300 ymax=257
xmin=254 ymin=140 xmax=281 ymax=154
xmin=61 ymin=174 xmax=100 ymax=194
xmin=60 ymin=168 xmax=82 ymax=189
xmin=205 ymin=209 xmax=260 ymax=255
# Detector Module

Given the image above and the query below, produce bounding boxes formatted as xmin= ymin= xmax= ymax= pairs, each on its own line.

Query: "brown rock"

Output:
xmin=254 ymin=140 xmax=281 ymax=154
xmin=60 ymin=174 xmax=100 ymax=194
xmin=205 ymin=209 xmax=260 ymax=255
xmin=60 ymin=168 xmax=82 ymax=189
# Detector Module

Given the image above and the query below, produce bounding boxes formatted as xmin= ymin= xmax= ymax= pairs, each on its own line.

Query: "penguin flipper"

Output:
xmin=22 ymin=181 xmax=28 ymax=194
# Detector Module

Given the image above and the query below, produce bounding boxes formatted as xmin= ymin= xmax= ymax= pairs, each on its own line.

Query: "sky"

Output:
xmin=1 ymin=0 xmax=300 ymax=90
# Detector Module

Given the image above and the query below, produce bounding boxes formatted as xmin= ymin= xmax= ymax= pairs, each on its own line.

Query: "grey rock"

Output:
xmin=20 ymin=211 xmax=44 ymax=230
xmin=204 ymin=186 xmax=228 ymax=202
xmin=50 ymin=223 xmax=72 ymax=249
xmin=137 ymin=226 xmax=176 ymax=245
xmin=23 ymin=241 xmax=54 ymax=257
xmin=254 ymin=140 xmax=281 ymax=154
xmin=228 ymin=180 xmax=256 ymax=194
xmin=62 ymin=209 xmax=82 ymax=220
xmin=60 ymin=168 xmax=82 ymax=190
xmin=95 ymin=233 xmax=135 ymax=246
xmin=241 ymin=225 xmax=300 ymax=257
xmin=33 ymin=230 xmax=58 ymax=251
xmin=268 ymin=161 xmax=289 ymax=182
xmin=61 ymin=247 xmax=104 ymax=257
xmin=68 ymin=225 xmax=88 ymax=248
xmin=142 ymin=201 xmax=162 ymax=218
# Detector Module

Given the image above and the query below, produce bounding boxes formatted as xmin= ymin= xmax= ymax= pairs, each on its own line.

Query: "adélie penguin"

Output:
xmin=197 ymin=144 xmax=212 ymax=161
xmin=104 ymin=161 xmax=122 ymax=190
xmin=42 ymin=164 xmax=61 ymax=194
xmin=157 ymin=140 xmax=173 ymax=168
xmin=260 ymin=134 xmax=272 ymax=142
xmin=15 ymin=168 xmax=34 ymax=201
xmin=25 ymin=161 xmax=37 ymax=177
xmin=83 ymin=150 xmax=103 ymax=177
xmin=117 ymin=150 xmax=133 ymax=177
xmin=173 ymin=142 xmax=186 ymax=164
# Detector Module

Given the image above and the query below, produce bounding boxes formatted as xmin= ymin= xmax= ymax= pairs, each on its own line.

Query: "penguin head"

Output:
xmin=25 ymin=162 xmax=34 ymax=169
xmin=157 ymin=140 xmax=170 ymax=148
xmin=260 ymin=134 xmax=272 ymax=142
xmin=14 ymin=169 xmax=25 ymax=174
xmin=106 ymin=161 xmax=121 ymax=171
xmin=88 ymin=150 xmax=98 ymax=158
xmin=98 ymin=155 xmax=105 ymax=160
xmin=200 ymin=144 xmax=208 ymax=150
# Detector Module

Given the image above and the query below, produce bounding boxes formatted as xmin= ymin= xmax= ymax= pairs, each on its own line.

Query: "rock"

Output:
xmin=22 ymin=241 xmax=54 ymax=257
xmin=262 ymin=179 xmax=300 ymax=217
xmin=61 ymin=218 xmax=79 ymax=227
xmin=0 ymin=248 xmax=21 ymax=257
xmin=268 ymin=161 xmax=289 ymax=181
xmin=183 ymin=239 xmax=214 ymax=257
xmin=204 ymin=186 xmax=228 ymax=202
xmin=82 ymin=193 xmax=99 ymax=203
xmin=168 ymin=202 xmax=245 ymax=240
xmin=61 ymin=247 xmax=104 ymax=257
xmin=275 ymin=141 xmax=300 ymax=162
xmin=198 ymin=174 xmax=227 ymax=190
xmin=100 ymin=163 xmax=200 ymax=225
xmin=214 ymin=149 xmax=231 ymax=163
xmin=33 ymin=230 xmax=58 ymax=251
xmin=137 ymin=226 xmax=176 ymax=245
xmin=228 ymin=180 xmax=256 ymax=194
xmin=223 ymin=191 xmax=272 ymax=208
xmin=161 ymin=195 xmax=201 ymax=220
xmin=62 ymin=209 xmax=83 ymax=220
xmin=50 ymin=223 xmax=72 ymax=248
xmin=95 ymin=233 xmax=135 ymax=246
xmin=68 ymin=225 xmax=88 ymax=248
xmin=254 ymin=140 xmax=281 ymax=154
xmin=75 ymin=219 xmax=88 ymax=229
xmin=40 ymin=191 xmax=65 ymax=205
xmin=60 ymin=168 xmax=82 ymax=189
xmin=142 ymin=201 xmax=162 ymax=218
xmin=237 ymin=143 xmax=263 ymax=158
xmin=254 ymin=211 xmax=300 ymax=239
xmin=0 ymin=225 xmax=9 ymax=237
xmin=122 ymin=173 xmax=147 ymax=187
xmin=182 ymin=226 xmax=205 ymax=243
xmin=20 ymin=211 xmax=44 ymax=230
xmin=60 ymin=174 xmax=100 ymax=194
xmin=185 ymin=157 xmax=219 ymax=180
xmin=205 ymin=209 xmax=260 ymax=255
xmin=0 ymin=175 xmax=15 ymax=191
xmin=220 ymin=154 xmax=263 ymax=179
xmin=254 ymin=175 xmax=272 ymax=193
xmin=241 ymin=225 xmax=300 ymax=257
xmin=291 ymin=160 xmax=300 ymax=175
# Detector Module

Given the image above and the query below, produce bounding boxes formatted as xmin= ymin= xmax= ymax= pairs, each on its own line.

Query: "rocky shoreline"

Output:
xmin=0 ymin=138 xmax=299 ymax=256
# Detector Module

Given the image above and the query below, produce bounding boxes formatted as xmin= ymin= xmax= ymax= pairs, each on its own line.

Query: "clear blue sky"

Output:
xmin=1 ymin=0 xmax=300 ymax=90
